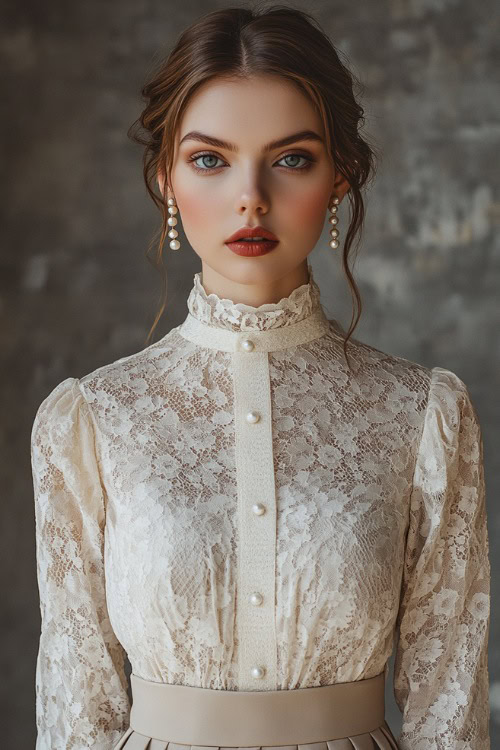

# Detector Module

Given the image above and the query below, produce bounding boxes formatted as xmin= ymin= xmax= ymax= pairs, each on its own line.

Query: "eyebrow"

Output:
xmin=178 ymin=129 xmax=324 ymax=152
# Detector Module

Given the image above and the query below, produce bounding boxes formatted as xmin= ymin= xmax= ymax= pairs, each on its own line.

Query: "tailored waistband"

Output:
xmin=129 ymin=670 xmax=386 ymax=746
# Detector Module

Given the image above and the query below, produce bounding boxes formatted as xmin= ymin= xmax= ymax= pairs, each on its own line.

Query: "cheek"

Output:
xmin=171 ymin=167 xmax=223 ymax=228
xmin=285 ymin=186 xmax=328 ymax=230
xmin=174 ymin=190 xmax=224 ymax=235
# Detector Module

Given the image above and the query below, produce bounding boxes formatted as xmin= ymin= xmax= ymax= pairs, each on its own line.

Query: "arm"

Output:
xmin=31 ymin=377 xmax=130 ymax=749
xmin=394 ymin=367 xmax=491 ymax=749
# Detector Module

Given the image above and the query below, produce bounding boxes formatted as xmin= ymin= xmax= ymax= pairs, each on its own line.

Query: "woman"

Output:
xmin=31 ymin=5 xmax=491 ymax=750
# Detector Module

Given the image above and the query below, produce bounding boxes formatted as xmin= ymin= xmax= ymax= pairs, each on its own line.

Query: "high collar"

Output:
xmin=186 ymin=261 xmax=322 ymax=333
xmin=177 ymin=262 xmax=333 ymax=353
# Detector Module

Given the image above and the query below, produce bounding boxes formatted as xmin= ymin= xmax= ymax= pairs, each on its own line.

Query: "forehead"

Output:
xmin=177 ymin=75 xmax=324 ymax=146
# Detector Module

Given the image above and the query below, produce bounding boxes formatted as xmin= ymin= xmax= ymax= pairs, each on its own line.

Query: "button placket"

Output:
xmin=233 ymin=335 xmax=278 ymax=689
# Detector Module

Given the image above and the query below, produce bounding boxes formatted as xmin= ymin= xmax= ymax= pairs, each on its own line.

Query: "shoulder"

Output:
xmin=32 ymin=328 xmax=182 ymax=430
xmin=30 ymin=377 xmax=95 ymax=471
xmin=422 ymin=367 xmax=480 ymax=442
xmin=77 ymin=327 xmax=184 ymax=414
xmin=328 ymin=320 xmax=431 ymax=394
xmin=31 ymin=377 xmax=85 ymax=446
xmin=328 ymin=320 xmax=476 ymax=419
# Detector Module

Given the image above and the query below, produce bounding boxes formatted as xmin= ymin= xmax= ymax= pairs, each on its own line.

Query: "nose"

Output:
xmin=234 ymin=171 xmax=270 ymax=216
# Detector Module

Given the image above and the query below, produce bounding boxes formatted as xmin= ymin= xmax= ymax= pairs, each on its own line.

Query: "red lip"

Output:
xmin=226 ymin=240 xmax=278 ymax=257
xmin=225 ymin=225 xmax=279 ymax=242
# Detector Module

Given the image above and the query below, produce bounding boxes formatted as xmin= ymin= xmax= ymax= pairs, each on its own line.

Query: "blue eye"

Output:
xmin=277 ymin=154 xmax=312 ymax=170
xmin=190 ymin=153 xmax=225 ymax=171
xmin=187 ymin=151 xmax=315 ymax=174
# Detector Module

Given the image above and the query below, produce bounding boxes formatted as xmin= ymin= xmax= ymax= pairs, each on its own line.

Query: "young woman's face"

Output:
xmin=161 ymin=74 xmax=350 ymax=301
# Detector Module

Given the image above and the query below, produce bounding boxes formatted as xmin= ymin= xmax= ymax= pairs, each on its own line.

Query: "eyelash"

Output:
xmin=187 ymin=151 xmax=315 ymax=174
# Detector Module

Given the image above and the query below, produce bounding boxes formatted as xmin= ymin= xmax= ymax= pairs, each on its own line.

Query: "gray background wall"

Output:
xmin=1 ymin=0 xmax=498 ymax=745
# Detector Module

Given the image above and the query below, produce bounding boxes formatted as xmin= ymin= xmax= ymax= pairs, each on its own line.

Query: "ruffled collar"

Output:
xmin=186 ymin=262 xmax=323 ymax=333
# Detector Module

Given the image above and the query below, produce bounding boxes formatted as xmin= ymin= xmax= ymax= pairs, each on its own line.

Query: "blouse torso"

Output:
xmin=31 ymin=262 xmax=491 ymax=749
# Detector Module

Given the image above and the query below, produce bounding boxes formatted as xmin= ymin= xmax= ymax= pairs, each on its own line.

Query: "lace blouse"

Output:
xmin=31 ymin=262 xmax=491 ymax=749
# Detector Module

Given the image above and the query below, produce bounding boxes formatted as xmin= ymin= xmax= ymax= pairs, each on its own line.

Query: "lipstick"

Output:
xmin=226 ymin=240 xmax=279 ymax=257
xmin=225 ymin=225 xmax=279 ymax=257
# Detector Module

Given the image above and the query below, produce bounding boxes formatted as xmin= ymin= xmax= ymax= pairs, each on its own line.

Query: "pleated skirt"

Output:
xmin=113 ymin=672 xmax=400 ymax=750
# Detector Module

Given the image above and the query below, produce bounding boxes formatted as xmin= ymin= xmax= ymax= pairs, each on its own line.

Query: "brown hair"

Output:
xmin=127 ymin=2 xmax=378 ymax=373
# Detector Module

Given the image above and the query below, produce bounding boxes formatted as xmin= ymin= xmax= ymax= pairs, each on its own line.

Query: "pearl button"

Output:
xmin=252 ymin=503 xmax=266 ymax=515
xmin=241 ymin=339 xmax=255 ymax=351
xmin=249 ymin=592 xmax=263 ymax=606
xmin=246 ymin=411 xmax=260 ymax=424
xmin=251 ymin=666 xmax=266 ymax=679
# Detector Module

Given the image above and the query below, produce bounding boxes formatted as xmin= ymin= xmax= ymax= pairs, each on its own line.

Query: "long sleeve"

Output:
xmin=393 ymin=366 xmax=491 ymax=749
xmin=31 ymin=376 xmax=131 ymax=749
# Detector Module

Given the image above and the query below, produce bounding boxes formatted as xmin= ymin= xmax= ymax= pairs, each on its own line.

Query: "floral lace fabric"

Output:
xmin=186 ymin=265 xmax=323 ymax=331
xmin=31 ymin=262 xmax=490 ymax=749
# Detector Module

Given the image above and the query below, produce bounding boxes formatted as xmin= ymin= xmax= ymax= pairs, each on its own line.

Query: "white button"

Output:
xmin=241 ymin=339 xmax=255 ymax=351
xmin=252 ymin=503 xmax=266 ymax=515
xmin=251 ymin=666 xmax=266 ymax=679
xmin=246 ymin=411 xmax=260 ymax=424
xmin=249 ymin=592 xmax=263 ymax=606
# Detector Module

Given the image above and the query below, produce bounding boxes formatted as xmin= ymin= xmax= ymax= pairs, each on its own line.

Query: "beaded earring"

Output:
xmin=166 ymin=193 xmax=339 ymax=252
xmin=328 ymin=196 xmax=340 ymax=249
xmin=167 ymin=195 xmax=181 ymax=250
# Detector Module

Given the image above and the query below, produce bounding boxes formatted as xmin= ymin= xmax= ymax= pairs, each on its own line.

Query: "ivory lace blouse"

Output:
xmin=31 ymin=262 xmax=491 ymax=750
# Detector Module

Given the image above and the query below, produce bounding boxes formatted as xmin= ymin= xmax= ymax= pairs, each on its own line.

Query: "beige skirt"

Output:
xmin=113 ymin=671 xmax=400 ymax=750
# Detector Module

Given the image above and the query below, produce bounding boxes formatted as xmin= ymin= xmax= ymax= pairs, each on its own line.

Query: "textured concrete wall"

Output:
xmin=2 ymin=0 xmax=498 ymax=745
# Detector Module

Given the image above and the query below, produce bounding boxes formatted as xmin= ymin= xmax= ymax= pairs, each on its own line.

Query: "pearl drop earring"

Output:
xmin=167 ymin=196 xmax=181 ymax=250
xmin=328 ymin=196 xmax=340 ymax=249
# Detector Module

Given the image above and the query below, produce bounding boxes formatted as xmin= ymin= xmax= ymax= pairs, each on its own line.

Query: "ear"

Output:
xmin=157 ymin=167 xmax=172 ymax=199
xmin=331 ymin=170 xmax=351 ymax=203
xmin=157 ymin=168 xmax=166 ymax=198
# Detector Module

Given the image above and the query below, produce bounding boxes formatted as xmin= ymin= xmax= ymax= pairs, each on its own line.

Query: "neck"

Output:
xmin=199 ymin=260 xmax=311 ymax=308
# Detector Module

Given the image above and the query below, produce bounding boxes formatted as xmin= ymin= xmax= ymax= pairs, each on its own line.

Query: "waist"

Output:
xmin=129 ymin=671 xmax=386 ymax=745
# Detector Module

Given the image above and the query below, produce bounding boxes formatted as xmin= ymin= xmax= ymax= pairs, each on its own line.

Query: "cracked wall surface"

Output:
xmin=1 ymin=0 xmax=498 ymax=745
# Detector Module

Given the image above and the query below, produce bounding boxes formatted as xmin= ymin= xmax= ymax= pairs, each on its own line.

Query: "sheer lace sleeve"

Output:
xmin=31 ymin=377 xmax=131 ymax=749
xmin=393 ymin=367 xmax=491 ymax=749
